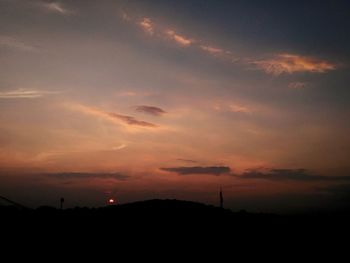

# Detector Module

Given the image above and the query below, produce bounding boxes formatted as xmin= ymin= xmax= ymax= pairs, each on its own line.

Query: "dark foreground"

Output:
xmin=2 ymin=199 xmax=350 ymax=227
xmin=1 ymin=199 xmax=349 ymax=254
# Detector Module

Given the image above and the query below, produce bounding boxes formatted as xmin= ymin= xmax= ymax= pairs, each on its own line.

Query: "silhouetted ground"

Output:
xmin=1 ymin=199 xmax=350 ymax=253
xmin=2 ymin=199 xmax=350 ymax=224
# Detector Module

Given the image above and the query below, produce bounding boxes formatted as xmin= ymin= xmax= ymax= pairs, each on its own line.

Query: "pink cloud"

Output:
xmin=139 ymin=18 xmax=154 ymax=35
xmin=165 ymin=30 xmax=193 ymax=47
xmin=200 ymin=45 xmax=224 ymax=55
xmin=252 ymin=54 xmax=337 ymax=75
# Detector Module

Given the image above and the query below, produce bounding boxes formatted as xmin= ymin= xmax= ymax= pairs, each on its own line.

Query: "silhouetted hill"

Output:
xmin=2 ymin=198 xmax=350 ymax=236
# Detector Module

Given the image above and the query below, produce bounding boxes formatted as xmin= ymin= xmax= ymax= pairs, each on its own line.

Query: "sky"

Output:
xmin=1 ymin=0 xmax=350 ymax=212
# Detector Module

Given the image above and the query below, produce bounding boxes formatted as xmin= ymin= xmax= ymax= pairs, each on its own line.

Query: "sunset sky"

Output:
xmin=1 ymin=0 xmax=350 ymax=212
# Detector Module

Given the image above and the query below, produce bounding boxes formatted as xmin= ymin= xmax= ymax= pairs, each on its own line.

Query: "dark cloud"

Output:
xmin=176 ymin=159 xmax=198 ymax=163
xmin=107 ymin=112 xmax=157 ymax=127
xmin=48 ymin=172 xmax=130 ymax=181
xmin=135 ymin=105 xmax=166 ymax=116
xmin=160 ymin=166 xmax=231 ymax=176
xmin=238 ymin=168 xmax=350 ymax=182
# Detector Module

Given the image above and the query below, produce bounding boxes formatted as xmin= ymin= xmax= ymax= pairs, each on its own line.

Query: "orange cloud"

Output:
xmin=139 ymin=18 xmax=154 ymax=35
xmin=252 ymin=54 xmax=337 ymax=75
xmin=165 ymin=30 xmax=193 ymax=47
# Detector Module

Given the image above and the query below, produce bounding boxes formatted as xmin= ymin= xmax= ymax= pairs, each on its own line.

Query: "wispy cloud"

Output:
xmin=0 ymin=35 xmax=38 ymax=52
xmin=69 ymin=104 xmax=158 ymax=128
xmin=161 ymin=166 xmax=231 ymax=176
xmin=48 ymin=172 xmax=130 ymax=181
xmin=288 ymin=82 xmax=307 ymax=89
xmin=120 ymin=11 xmax=132 ymax=22
xmin=135 ymin=105 xmax=166 ymax=116
xmin=126 ymin=15 xmax=237 ymax=59
xmin=107 ymin=112 xmax=157 ymax=127
xmin=165 ymin=30 xmax=193 ymax=47
xmin=177 ymin=159 xmax=198 ymax=164
xmin=40 ymin=1 xmax=73 ymax=15
xmin=238 ymin=168 xmax=350 ymax=182
xmin=252 ymin=54 xmax=337 ymax=75
xmin=122 ymin=14 xmax=339 ymax=76
xmin=0 ymin=89 xmax=58 ymax=99
xmin=229 ymin=104 xmax=252 ymax=114
xmin=139 ymin=17 xmax=154 ymax=35
xmin=200 ymin=45 xmax=224 ymax=55
xmin=112 ymin=144 xmax=127 ymax=151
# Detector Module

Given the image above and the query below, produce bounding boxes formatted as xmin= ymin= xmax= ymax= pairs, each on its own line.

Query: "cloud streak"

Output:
xmin=123 ymin=15 xmax=339 ymax=76
xmin=229 ymin=104 xmax=252 ymax=113
xmin=69 ymin=104 xmax=158 ymax=128
xmin=0 ymin=35 xmax=38 ymax=52
xmin=40 ymin=1 xmax=73 ymax=15
xmin=177 ymin=159 xmax=198 ymax=164
xmin=0 ymin=89 xmax=58 ymax=99
xmin=107 ymin=112 xmax=157 ymax=127
xmin=131 ymin=16 xmax=235 ymax=57
xmin=252 ymin=54 xmax=337 ymax=75
xmin=135 ymin=105 xmax=166 ymax=116
xmin=48 ymin=172 xmax=130 ymax=181
xmin=161 ymin=166 xmax=231 ymax=176
xmin=238 ymin=168 xmax=350 ymax=182
xmin=165 ymin=30 xmax=193 ymax=47
xmin=200 ymin=45 xmax=224 ymax=55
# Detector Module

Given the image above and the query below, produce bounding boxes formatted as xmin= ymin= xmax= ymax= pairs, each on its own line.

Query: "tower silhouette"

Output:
xmin=60 ymin=197 xmax=65 ymax=210
xmin=219 ymin=188 xmax=223 ymax=208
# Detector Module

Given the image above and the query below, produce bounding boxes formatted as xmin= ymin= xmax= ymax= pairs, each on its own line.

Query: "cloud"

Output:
xmin=229 ymin=104 xmax=252 ymax=113
xmin=112 ymin=144 xmax=127 ymax=151
xmin=48 ymin=172 xmax=129 ymax=181
xmin=69 ymin=104 xmax=158 ymax=128
xmin=0 ymin=35 xmax=38 ymax=52
xmin=120 ymin=11 xmax=132 ymax=22
xmin=107 ymin=112 xmax=157 ymax=127
xmin=177 ymin=159 xmax=198 ymax=164
xmin=40 ymin=1 xmax=72 ymax=15
xmin=135 ymin=105 xmax=166 ymax=116
xmin=238 ymin=168 xmax=350 ymax=181
xmin=138 ymin=18 xmax=154 ymax=35
xmin=165 ymin=30 xmax=193 ymax=47
xmin=0 ymin=89 xmax=59 ymax=99
xmin=252 ymin=54 xmax=337 ymax=75
xmin=288 ymin=82 xmax=306 ymax=89
xmin=160 ymin=166 xmax=231 ymax=176
xmin=200 ymin=45 xmax=224 ymax=55
xmin=125 ymin=15 xmax=238 ymax=61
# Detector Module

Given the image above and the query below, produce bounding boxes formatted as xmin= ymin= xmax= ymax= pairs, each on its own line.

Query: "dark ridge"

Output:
xmin=2 ymin=199 xmax=350 ymax=240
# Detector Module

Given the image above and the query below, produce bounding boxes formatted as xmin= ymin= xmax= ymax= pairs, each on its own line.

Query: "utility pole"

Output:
xmin=60 ymin=197 xmax=65 ymax=210
xmin=219 ymin=187 xmax=224 ymax=209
